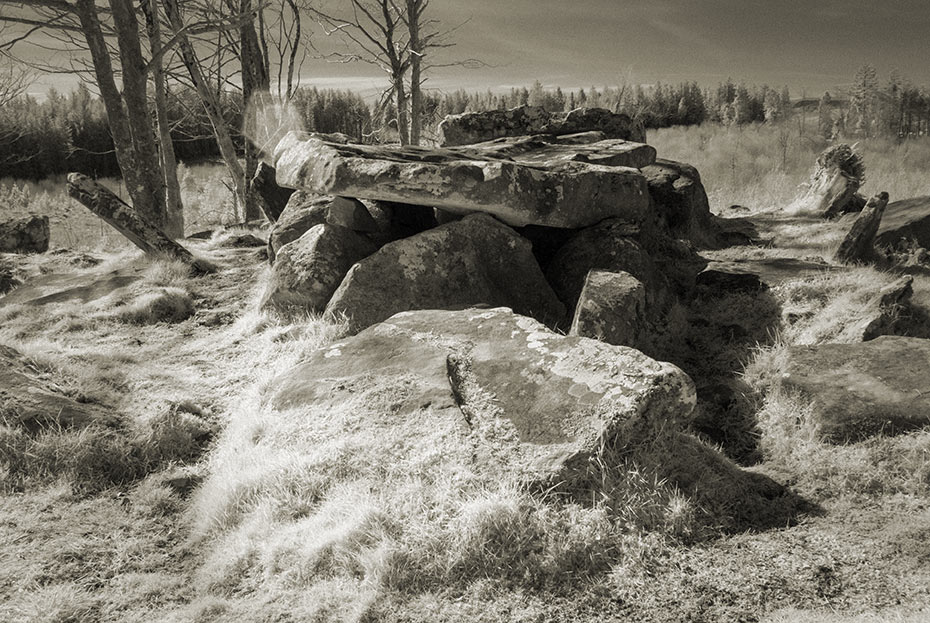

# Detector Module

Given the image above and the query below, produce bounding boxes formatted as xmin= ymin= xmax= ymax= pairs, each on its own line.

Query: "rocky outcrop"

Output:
xmin=268 ymin=192 xmax=377 ymax=261
xmin=833 ymin=192 xmax=889 ymax=264
xmin=641 ymin=159 xmax=714 ymax=244
xmin=0 ymin=215 xmax=50 ymax=254
xmin=261 ymin=224 xmax=377 ymax=314
xmin=0 ymin=344 xmax=112 ymax=433
xmin=269 ymin=307 xmax=695 ymax=487
xmin=782 ymin=336 xmax=930 ymax=443
xmin=272 ymin=132 xmax=650 ymax=229
xmin=875 ymin=195 xmax=930 ymax=251
xmin=569 ymin=270 xmax=646 ymax=348
xmin=438 ymin=105 xmax=645 ymax=146
xmin=325 ymin=213 xmax=566 ymax=333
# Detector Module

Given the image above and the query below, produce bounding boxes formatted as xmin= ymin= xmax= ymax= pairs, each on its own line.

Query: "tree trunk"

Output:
xmin=406 ymin=0 xmax=421 ymax=146
xmin=394 ymin=72 xmax=409 ymax=146
xmin=107 ymin=0 xmax=169 ymax=230
xmin=240 ymin=0 xmax=271 ymax=222
xmin=74 ymin=0 xmax=166 ymax=230
xmin=162 ymin=0 xmax=248 ymax=221
xmin=142 ymin=0 xmax=184 ymax=238
xmin=67 ymin=173 xmax=211 ymax=273
xmin=834 ymin=192 xmax=889 ymax=264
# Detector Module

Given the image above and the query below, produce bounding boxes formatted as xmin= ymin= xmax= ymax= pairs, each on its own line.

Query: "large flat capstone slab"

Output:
xmin=272 ymin=132 xmax=650 ymax=229
xmin=268 ymin=307 xmax=696 ymax=488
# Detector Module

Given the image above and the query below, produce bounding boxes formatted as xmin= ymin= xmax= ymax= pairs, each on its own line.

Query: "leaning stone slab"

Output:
xmin=782 ymin=336 xmax=930 ymax=443
xmin=272 ymin=132 xmax=650 ymax=229
xmin=269 ymin=307 xmax=696 ymax=488
xmin=438 ymin=105 xmax=645 ymax=146
xmin=833 ymin=192 xmax=889 ymax=264
xmin=325 ymin=213 xmax=566 ymax=333
xmin=569 ymin=270 xmax=646 ymax=348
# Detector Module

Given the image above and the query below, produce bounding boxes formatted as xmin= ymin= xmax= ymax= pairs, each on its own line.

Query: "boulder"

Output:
xmin=260 ymin=224 xmax=377 ymax=314
xmin=325 ymin=213 xmax=566 ymax=333
xmin=641 ymin=159 xmax=714 ymax=244
xmin=546 ymin=219 xmax=668 ymax=313
xmin=875 ymin=195 xmax=930 ymax=251
xmin=0 ymin=344 xmax=112 ymax=433
xmin=438 ymin=105 xmax=645 ymax=146
xmin=214 ymin=233 xmax=266 ymax=248
xmin=569 ymin=270 xmax=646 ymax=348
xmin=268 ymin=192 xmax=376 ymax=262
xmin=272 ymin=132 xmax=650 ymax=229
xmin=269 ymin=307 xmax=696 ymax=487
xmin=251 ymin=163 xmax=294 ymax=222
xmin=782 ymin=336 xmax=930 ymax=443
xmin=0 ymin=215 xmax=50 ymax=254
xmin=833 ymin=192 xmax=889 ymax=264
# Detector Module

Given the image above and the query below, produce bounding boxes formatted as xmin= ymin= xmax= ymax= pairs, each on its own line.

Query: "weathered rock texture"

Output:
xmin=835 ymin=275 xmax=914 ymax=342
xmin=569 ymin=270 xmax=646 ymax=348
xmin=546 ymin=219 xmax=669 ymax=313
xmin=269 ymin=307 xmax=696 ymax=487
xmin=0 ymin=344 xmax=112 ymax=433
xmin=834 ymin=192 xmax=889 ymax=264
xmin=438 ymin=105 xmax=645 ymax=146
xmin=782 ymin=336 xmax=930 ymax=443
xmin=641 ymin=159 xmax=714 ymax=244
xmin=251 ymin=162 xmax=294 ymax=222
xmin=261 ymin=224 xmax=377 ymax=313
xmin=268 ymin=191 xmax=377 ymax=262
xmin=325 ymin=213 xmax=566 ymax=333
xmin=875 ymin=195 xmax=930 ymax=251
xmin=272 ymin=132 xmax=650 ymax=229
xmin=0 ymin=215 xmax=50 ymax=254
xmin=790 ymin=143 xmax=865 ymax=217
xmin=466 ymin=133 xmax=657 ymax=169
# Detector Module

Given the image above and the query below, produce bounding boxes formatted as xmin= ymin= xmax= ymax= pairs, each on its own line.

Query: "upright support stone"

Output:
xmin=67 ymin=173 xmax=212 ymax=273
xmin=833 ymin=192 xmax=889 ymax=265
xmin=251 ymin=162 xmax=294 ymax=222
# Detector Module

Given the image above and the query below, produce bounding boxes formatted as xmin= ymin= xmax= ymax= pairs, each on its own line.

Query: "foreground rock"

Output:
xmin=326 ymin=213 xmax=566 ymax=332
xmin=834 ymin=275 xmax=914 ymax=342
xmin=875 ymin=195 xmax=930 ymax=251
xmin=0 ymin=344 xmax=112 ymax=433
xmin=261 ymin=224 xmax=377 ymax=314
xmin=569 ymin=270 xmax=646 ymax=348
xmin=833 ymin=192 xmax=889 ymax=264
xmin=438 ymin=105 xmax=645 ymax=146
xmin=0 ymin=215 xmax=50 ymax=254
xmin=268 ymin=192 xmax=377 ymax=261
xmin=273 ymin=132 xmax=650 ymax=229
xmin=782 ymin=336 xmax=930 ymax=442
xmin=269 ymin=307 xmax=695 ymax=487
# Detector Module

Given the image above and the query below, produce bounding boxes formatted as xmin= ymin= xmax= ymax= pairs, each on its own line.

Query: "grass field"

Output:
xmin=1 ymin=124 xmax=930 ymax=621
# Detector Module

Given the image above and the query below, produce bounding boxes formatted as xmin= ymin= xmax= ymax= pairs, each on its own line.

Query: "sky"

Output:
xmin=14 ymin=0 xmax=930 ymax=99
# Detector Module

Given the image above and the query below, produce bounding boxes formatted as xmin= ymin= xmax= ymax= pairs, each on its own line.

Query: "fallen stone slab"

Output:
xmin=0 ymin=215 xmax=49 ymax=254
xmin=438 ymin=105 xmax=644 ymax=146
xmin=261 ymin=224 xmax=377 ymax=314
xmin=782 ymin=336 xmax=930 ymax=443
xmin=272 ymin=132 xmax=650 ymax=229
xmin=875 ymin=195 xmax=930 ymax=251
xmin=703 ymin=257 xmax=842 ymax=286
xmin=569 ymin=270 xmax=646 ymax=348
xmin=0 ymin=265 xmax=143 ymax=307
xmin=269 ymin=307 xmax=695 ymax=488
xmin=325 ymin=213 xmax=566 ymax=333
